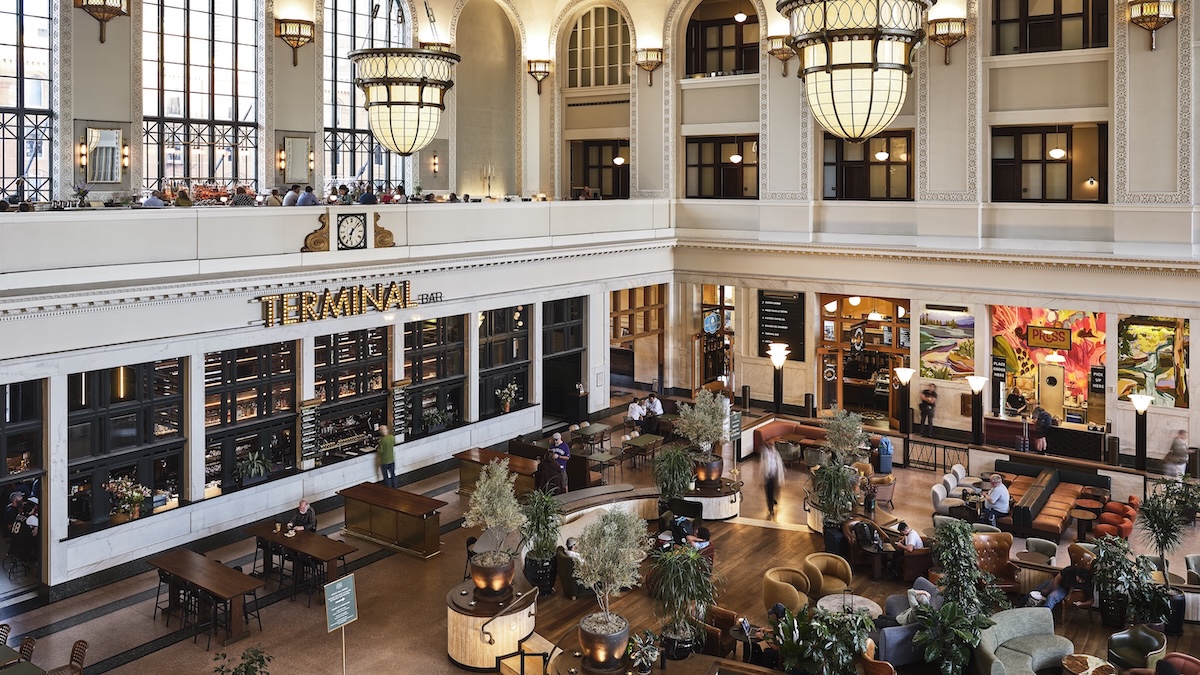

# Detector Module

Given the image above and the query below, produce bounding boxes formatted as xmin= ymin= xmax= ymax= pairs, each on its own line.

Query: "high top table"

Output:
xmin=245 ymin=523 xmax=357 ymax=591
xmin=339 ymin=483 xmax=447 ymax=558
xmin=148 ymin=548 xmax=264 ymax=646
xmin=454 ymin=448 xmax=538 ymax=497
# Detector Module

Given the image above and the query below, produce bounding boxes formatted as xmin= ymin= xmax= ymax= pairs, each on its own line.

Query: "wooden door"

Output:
xmin=818 ymin=347 xmax=843 ymax=412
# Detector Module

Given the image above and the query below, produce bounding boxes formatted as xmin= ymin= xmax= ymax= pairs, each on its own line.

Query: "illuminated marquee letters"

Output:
xmin=257 ymin=282 xmax=414 ymax=327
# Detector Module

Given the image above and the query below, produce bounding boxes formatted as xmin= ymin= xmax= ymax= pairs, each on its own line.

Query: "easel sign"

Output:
xmin=325 ymin=574 xmax=358 ymax=675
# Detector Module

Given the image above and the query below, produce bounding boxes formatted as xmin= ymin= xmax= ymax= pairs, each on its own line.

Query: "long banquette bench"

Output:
xmin=751 ymin=418 xmax=885 ymax=461
xmin=993 ymin=460 xmax=1111 ymax=541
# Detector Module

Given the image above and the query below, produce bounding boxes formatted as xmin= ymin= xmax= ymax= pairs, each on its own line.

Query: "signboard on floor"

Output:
xmin=325 ymin=573 xmax=359 ymax=632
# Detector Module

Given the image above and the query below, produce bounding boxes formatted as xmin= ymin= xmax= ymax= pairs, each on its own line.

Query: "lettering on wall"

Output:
xmin=1027 ymin=325 xmax=1072 ymax=349
xmin=256 ymin=282 xmax=414 ymax=327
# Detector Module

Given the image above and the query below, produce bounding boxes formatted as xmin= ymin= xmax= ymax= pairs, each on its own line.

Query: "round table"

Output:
xmin=816 ymin=593 xmax=883 ymax=619
xmin=1016 ymin=550 xmax=1051 ymax=565
xmin=1075 ymin=498 xmax=1105 ymax=514
xmin=1069 ymin=509 xmax=1097 ymax=541
xmin=1080 ymin=486 xmax=1111 ymax=501
xmin=729 ymin=624 xmax=763 ymax=663
xmin=1062 ymin=653 xmax=1116 ymax=675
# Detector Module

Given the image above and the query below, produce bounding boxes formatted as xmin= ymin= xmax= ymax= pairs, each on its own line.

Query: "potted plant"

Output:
xmin=809 ymin=462 xmax=858 ymax=556
xmin=462 ymin=459 xmax=526 ymax=599
xmin=823 ymin=408 xmax=870 ymax=465
xmin=626 ymin=630 xmax=660 ymax=675
xmin=1128 ymin=556 xmax=1172 ymax=632
xmin=675 ymin=391 xmax=728 ymax=488
xmin=496 ymin=382 xmax=519 ymax=413
xmin=574 ymin=508 xmax=650 ymax=673
xmin=912 ymin=602 xmax=994 ymax=675
xmin=520 ymin=486 xmax=563 ymax=596
xmin=1091 ymin=535 xmax=1139 ymax=628
xmin=235 ymin=450 xmax=270 ymax=487
xmin=770 ymin=605 xmax=873 ymax=675
xmin=647 ymin=544 xmax=719 ymax=659
xmin=653 ymin=445 xmax=694 ymax=509
xmin=422 ymin=406 xmax=449 ymax=432
xmin=104 ymin=476 xmax=152 ymax=521
xmin=213 ymin=646 xmax=272 ymax=675
xmin=1140 ymin=481 xmax=1189 ymax=634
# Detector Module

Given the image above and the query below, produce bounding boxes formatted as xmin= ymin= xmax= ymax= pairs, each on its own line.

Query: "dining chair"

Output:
xmin=153 ymin=569 xmax=174 ymax=623
xmin=579 ymin=421 xmax=590 ymax=428
xmin=16 ymin=636 xmax=35 ymax=663
xmin=233 ymin=567 xmax=264 ymax=632
xmin=45 ymin=639 xmax=88 ymax=675
xmin=0 ymin=624 xmax=9 ymax=646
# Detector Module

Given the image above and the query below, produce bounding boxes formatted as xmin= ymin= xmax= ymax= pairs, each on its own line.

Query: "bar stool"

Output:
xmin=232 ymin=566 xmax=263 ymax=632
xmin=153 ymin=569 xmax=174 ymax=623
xmin=195 ymin=589 xmax=230 ymax=651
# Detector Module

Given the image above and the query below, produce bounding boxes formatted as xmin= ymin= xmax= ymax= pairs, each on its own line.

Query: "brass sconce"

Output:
xmin=928 ymin=18 xmax=967 ymax=65
xmin=634 ymin=48 xmax=664 ymax=86
xmin=278 ymin=148 xmax=286 ymax=172
xmin=526 ymin=60 xmax=550 ymax=95
xmin=78 ymin=137 xmax=88 ymax=168
xmin=1129 ymin=0 xmax=1175 ymax=50
xmin=275 ymin=18 xmax=315 ymax=66
xmin=766 ymin=36 xmax=796 ymax=77
xmin=432 ymin=151 xmax=439 ymax=176
xmin=74 ymin=0 xmax=129 ymax=44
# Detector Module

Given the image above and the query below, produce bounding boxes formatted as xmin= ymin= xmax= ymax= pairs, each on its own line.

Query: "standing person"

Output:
xmin=538 ymin=450 xmax=567 ymax=494
xmin=981 ymin=473 xmax=1010 ymax=526
xmin=287 ymin=499 xmax=317 ymax=531
xmin=282 ymin=185 xmax=301 ymax=206
xmin=1163 ymin=429 xmax=1192 ymax=478
xmin=2 ymin=492 xmax=23 ymax=541
xmin=919 ymin=384 xmax=938 ymax=436
xmin=377 ymin=424 xmax=397 ymax=488
xmin=296 ymin=185 xmax=318 ymax=205
xmin=761 ymin=442 xmax=784 ymax=518
xmin=549 ymin=432 xmax=571 ymax=470
xmin=628 ymin=397 xmax=646 ymax=430
xmin=1032 ymin=406 xmax=1052 ymax=453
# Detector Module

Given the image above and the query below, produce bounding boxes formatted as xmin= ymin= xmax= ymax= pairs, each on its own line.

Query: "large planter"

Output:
xmin=823 ymin=522 xmax=849 ymax=559
xmin=578 ymin=613 xmax=630 ymax=674
xmin=660 ymin=625 xmax=698 ymax=660
xmin=1165 ymin=587 xmax=1186 ymax=636
xmin=693 ymin=453 xmax=723 ymax=490
xmin=522 ymin=553 xmax=556 ymax=597
xmin=469 ymin=552 xmax=516 ymax=600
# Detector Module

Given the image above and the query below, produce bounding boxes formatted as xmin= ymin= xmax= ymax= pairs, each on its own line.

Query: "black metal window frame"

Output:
xmin=990 ymin=124 xmax=1108 ymax=203
xmin=142 ymin=0 xmax=259 ymax=192
xmin=685 ymin=15 xmax=760 ymax=76
xmin=544 ymin=297 xmax=586 ymax=357
xmin=0 ymin=0 xmax=53 ymax=201
xmin=685 ymin=135 xmax=759 ymax=199
xmin=0 ymin=380 xmax=43 ymax=488
xmin=404 ymin=316 xmax=466 ymax=438
xmin=822 ymin=130 xmax=914 ymax=201
xmin=315 ymin=328 xmax=390 ymax=404
xmin=571 ymin=139 xmax=629 ymax=200
xmin=566 ymin=6 xmax=632 ymax=89
xmin=993 ymin=0 xmax=1108 ymax=55
xmin=479 ymin=307 xmax=530 ymax=419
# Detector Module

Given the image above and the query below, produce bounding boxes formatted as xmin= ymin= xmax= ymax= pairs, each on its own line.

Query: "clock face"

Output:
xmin=338 ymin=217 xmax=367 ymax=249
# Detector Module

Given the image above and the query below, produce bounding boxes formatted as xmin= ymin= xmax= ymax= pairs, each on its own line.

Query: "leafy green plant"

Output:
xmin=1092 ymin=535 xmax=1139 ymax=625
xmin=520 ymin=487 xmax=563 ymax=561
xmin=647 ymin=545 xmax=719 ymax=642
xmin=1129 ymin=555 xmax=1172 ymax=625
xmin=823 ymin=408 xmax=869 ymax=464
xmin=811 ymin=463 xmax=858 ymax=526
xmin=574 ymin=508 xmax=650 ymax=628
xmin=674 ymin=390 xmax=728 ymax=450
xmin=771 ymin=605 xmax=873 ymax=675
xmin=930 ymin=519 xmax=1008 ymax=615
xmin=463 ymin=459 xmax=526 ymax=562
xmin=235 ymin=451 xmax=269 ymax=480
xmin=1140 ymin=482 xmax=1188 ymax=592
xmin=653 ymin=445 xmax=694 ymax=502
xmin=912 ymin=602 xmax=993 ymax=675
xmin=213 ymin=646 xmax=272 ymax=675
xmin=627 ymin=630 xmax=661 ymax=670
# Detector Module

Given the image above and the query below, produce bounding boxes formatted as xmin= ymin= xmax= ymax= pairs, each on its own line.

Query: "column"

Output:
xmin=585 ymin=290 xmax=610 ymax=413
xmin=299 ymin=335 xmax=317 ymax=401
xmin=184 ymin=354 xmax=206 ymax=503
xmin=530 ymin=302 xmax=543 ymax=406
xmin=44 ymin=375 xmax=68 ymax=586
xmin=466 ymin=311 xmax=480 ymax=423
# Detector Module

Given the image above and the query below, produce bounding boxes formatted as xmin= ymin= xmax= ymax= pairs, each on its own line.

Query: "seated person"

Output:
xmin=287 ymin=499 xmax=317 ymax=531
xmin=889 ymin=521 xmax=922 ymax=576
xmin=564 ymin=537 xmax=582 ymax=560
xmin=1029 ymin=563 xmax=1092 ymax=610
xmin=749 ymin=603 xmax=787 ymax=668
xmin=537 ymin=451 xmax=567 ymax=494
xmin=670 ymin=515 xmax=695 ymax=544
xmin=628 ymin=398 xmax=646 ymax=430
xmin=1006 ymin=388 xmax=1028 ymax=416
xmin=685 ymin=526 xmax=711 ymax=550
xmin=981 ymin=473 xmax=1009 ymax=526
xmin=874 ymin=588 xmax=932 ymax=628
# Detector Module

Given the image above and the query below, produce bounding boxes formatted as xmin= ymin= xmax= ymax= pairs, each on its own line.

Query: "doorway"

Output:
xmin=544 ymin=352 xmax=584 ymax=423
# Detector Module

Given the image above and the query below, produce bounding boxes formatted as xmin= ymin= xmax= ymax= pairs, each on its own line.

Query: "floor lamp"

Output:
xmin=967 ymin=376 xmax=989 ymax=446
xmin=894 ymin=367 xmax=915 ymax=434
xmin=1130 ymin=394 xmax=1152 ymax=471
xmin=767 ymin=343 xmax=790 ymax=414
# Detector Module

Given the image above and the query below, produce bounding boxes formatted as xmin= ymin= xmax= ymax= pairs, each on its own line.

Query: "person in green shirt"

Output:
xmin=377 ymin=424 xmax=397 ymax=488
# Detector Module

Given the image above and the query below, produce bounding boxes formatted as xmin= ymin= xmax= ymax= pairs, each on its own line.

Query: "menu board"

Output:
xmin=1089 ymin=366 xmax=1105 ymax=394
xmin=299 ymin=398 xmax=322 ymax=469
xmin=391 ymin=380 xmax=411 ymax=440
xmin=757 ymin=291 xmax=805 ymax=360
xmin=992 ymin=356 xmax=1008 ymax=410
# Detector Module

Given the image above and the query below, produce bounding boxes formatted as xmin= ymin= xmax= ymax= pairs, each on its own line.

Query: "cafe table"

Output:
xmin=0 ymin=644 xmax=21 ymax=666
xmin=148 ymin=548 xmax=264 ymax=646
xmin=575 ymin=423 xmax=611 ymax=452
xmin=587 ymin=452 xmax=621 ymax=482
xmin=622 ymin=433 xmax=664 ymax=467
xmin=0 ymin=663 xmax=45 ymax=675
xmin=245 ymin=523 xmax=358 ymax=590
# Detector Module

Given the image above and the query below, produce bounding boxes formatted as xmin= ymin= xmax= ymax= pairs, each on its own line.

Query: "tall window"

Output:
xmin=324 ymin=0 xmax=408 ymax=192
xmin=313 ymin=328 xmax=389 ymax=468
xmin=567 ymin=7 xmax=631 ymax=88
xmin=1 ymin=380 xmax=42 ymax=488
xmin=142 ymin=0 xmax=259 ymax=192
xmin=685 ymin=136 xmax=758 ymax=199
xmin=0 ymin=0 xmax=52 ymax=201
xmin=993 ymin=0 xmax=1108 ymax=54
xmin=685 ymin=15 xmax=760 ymax=76
xmin=404 ymin=316 xmax=465 ymax=438
xmin=479 ymin=307 xmax=530 ymax=419
xmin=823 ymin=131 xmax=913 ymax=200
xmin=991 ymin=124 xmax=1107 ymax=202
xmin=569 ymin=139 xmax=629 ymax=199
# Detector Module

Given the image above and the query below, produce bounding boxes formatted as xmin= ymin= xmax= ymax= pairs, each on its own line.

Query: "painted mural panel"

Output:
xmin=1117 ymin=316 xmax=1189 ymax=408
xmin=919 ymin=309 xmax=975 ymax=380
xmin=992 ymin=307 xmax=1106 ymax=403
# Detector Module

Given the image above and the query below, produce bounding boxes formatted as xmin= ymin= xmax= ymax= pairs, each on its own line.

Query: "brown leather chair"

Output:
xmin=843 ymin=517 xmax=889 ymax=571
xmin=901 ymin=547 xmax=934 ymax=582
xmin=1128 ymin=652 xmax=1200 ymax=675
xmin=803 ymin=552 xmax=853 ymax=597
xmin=869 ymin=473 xmax=897 ymax=508
xmin=1108 ymin=624 xmax=1166 ymax=671
xmin=972 ymin=531 xmax=1020 ymax=593
xmin=861 ymin=639 xmax=897 ymax=675
xmin=762 ymin=567 xmax=810 ymax=612
xmin=1067 ymin=543 xmax=1095 ymax=569
xmin=699 ymin=605 xmax=739 ymax=658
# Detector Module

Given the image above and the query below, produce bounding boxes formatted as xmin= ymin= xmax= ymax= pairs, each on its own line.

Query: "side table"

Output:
xmin=1068 ymin=509 xmax=1097 ymax=542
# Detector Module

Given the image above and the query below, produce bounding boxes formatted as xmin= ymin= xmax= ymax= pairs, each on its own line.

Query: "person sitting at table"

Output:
xmin=749 ymin=603 xmax=787 ymax=668
xmin=537 ymin=450 xmax=567 ymax=494
xmin=287 ymin=499 xmax=317 ymax=532
xmin=645 ymin=393 xmax=664 ymax=416
xmin=1029 ymin=562 xmax=1092 ymax=610
xmin=549 ymin=432 xmax=571 ymax=470
xmin=981 ymin=473 xmax=1010 ymax=526
xmin=1006 ymin=388 xmax=1028 ymax=417
xmin=628 ymin=397 xmax=646 ymax=430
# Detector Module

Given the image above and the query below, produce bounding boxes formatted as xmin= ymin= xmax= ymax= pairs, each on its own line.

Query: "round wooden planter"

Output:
xmin=469 ymin=553 xmax=516 ymax=600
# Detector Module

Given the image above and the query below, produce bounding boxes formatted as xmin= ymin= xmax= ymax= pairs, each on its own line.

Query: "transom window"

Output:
xmin=823 ymin=131 xmax=913 ymax=200
xmin=685 ymin=135 xmax=758 ymax=199
xmin=685 ymin=15 xmax=760 ymax=76
xmin=0 ymin=0 xmax=53 ymax=201
xmin=566 ymin=7 xmax=631 ymax=88
xmin=324 ymin=0 xmax=408 ymax=193
xmin=142 ymin=0 xmax=259 ymax=192
xmin=991 ymin=124 xmax=1107 ymax=202
xmin=993 ymin=0 xmax=1108 ymax=54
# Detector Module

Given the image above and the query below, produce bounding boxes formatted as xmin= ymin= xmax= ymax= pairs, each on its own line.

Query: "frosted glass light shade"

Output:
xmin=350 ymin=47 xmax=461 ymax=156
xmin=1129 ymin=393 xmax=1153 ymax=413
xmin=777 ymin=0 xmax=932 ymax=143
xmin=893 ymin=367 xmax=915 ymax=385
xmin=966 ymin=376 xmax=988 ymax=394
xmin=767 ymin=343 xmax=791 ymax=369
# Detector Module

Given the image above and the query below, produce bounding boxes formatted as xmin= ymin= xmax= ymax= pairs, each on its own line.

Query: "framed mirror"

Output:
xmin=85 ymin=128 xmax=123 ymax=184
xmin=284 ymin=136 xmax=311 ymax=185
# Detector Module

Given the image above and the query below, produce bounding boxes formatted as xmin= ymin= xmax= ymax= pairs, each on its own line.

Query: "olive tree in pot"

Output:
xmin=574 ymin=508 xmax=650 ymax=674
xmin=520 ymin=486 xmax=563 ymax=597
xmin=654 ymin=445 xmax=694 ymax=512
xmin=1139 ymin=482 xmax=1189 ymax=635
xmin=463 ymin=459 xmax=526 ymax=600
xmin=770 ymin=605 xmax=873 ymax=675
xmin=675 ymin=390 xmax=728 ymax=489
xmin=1091 ymin=535 xmax=1139 ymax=628
xmin=811 ymin=409 xmax=869 ymax=556
xmin=646 ymin=544 xmax=719 ymax=659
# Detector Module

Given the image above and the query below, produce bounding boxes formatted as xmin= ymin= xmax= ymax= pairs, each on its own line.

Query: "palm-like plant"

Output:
xmin=1092 ymin=535 xmax=1140 ymax=626
xmin=771 ymin=605 xmax=873 ymax=675
xmin=1139 ymin=484 xmax=1187 ymax=592
xmin=520 ymin=487 xmax=563 ymax=561
xmin=653 ymin=445 xmax=695 ymax=502
xmin=647 ymin=545 xmax=719 ymax=642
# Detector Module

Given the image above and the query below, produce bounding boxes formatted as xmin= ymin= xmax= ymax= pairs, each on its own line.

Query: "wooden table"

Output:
xmin=1016 ymin=550 xmax=1051 ymax=565
xmin=816 ymin=593 xmax=883 ymax=619
xmin=1075 ymin=498 xmax=1105 ymax=514
xmin=1069 ymin=509 xmax=1097 ymax=541
xmin=454 ymin=448 xmax=538 ymax=497
xmin=245 ymin=523 xmax=357 ymax=590
xmin=148 ymin=548 xmax=264 ymax=646
xmin=587 ymin=452 xmax=621 ymax=482
xmin=1 ymin=663 xmax=45 ymax=675
xmin=623 ymin=433 xmax=664 ymax=467
xmin=339 ymin=483 xmax=447 ymax=559
xmin=0 ymin=645 xmax=21 ymax=665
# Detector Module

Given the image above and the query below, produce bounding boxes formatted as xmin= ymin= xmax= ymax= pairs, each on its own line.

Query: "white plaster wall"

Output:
xmin=454 ymin=0 xmax=519 ymax=196
xmin=71 ymin=7 xmax=133 ymax=123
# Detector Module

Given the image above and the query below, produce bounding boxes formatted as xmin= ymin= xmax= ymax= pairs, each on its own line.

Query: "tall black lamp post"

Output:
xmin=1130 ymin=394 xmax=1152 ymax=471
xmin=767 ymin=343 xmax=790 ymax=414
xmin=894 ymin=367 xmax=915 ymax=434
xmin=967 ymin=376 xmax=988 ymax=446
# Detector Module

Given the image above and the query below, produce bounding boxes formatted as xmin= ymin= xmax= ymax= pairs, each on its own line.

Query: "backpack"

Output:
xmin=877 ymin=436 xmax=893 ymax=455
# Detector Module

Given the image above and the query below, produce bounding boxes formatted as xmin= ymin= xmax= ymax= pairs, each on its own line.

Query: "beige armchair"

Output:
xmin=803 ymin=552 xmax=853 ymax=597
xmin=763 ymin=567 xmax=811 ymax=613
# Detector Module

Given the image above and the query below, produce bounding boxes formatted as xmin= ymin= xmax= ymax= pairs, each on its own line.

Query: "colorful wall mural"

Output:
xmin=991 ymin=307 xmax=1106 ymax=404
xmin=1117 ymin=316 xmax=1189 ymax=408
xmin=919 ymin=309 xmax=975 ymax=380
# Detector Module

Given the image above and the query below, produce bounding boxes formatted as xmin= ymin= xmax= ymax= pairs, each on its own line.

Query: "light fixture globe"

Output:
xmin=966 ymin=375 xmax=989 ymax=394
xmin=74 ymin=0 xmax=129 ymax=43
xmin=776 ymin=0 xmax=933 ymax=143
xmin=349 ymin=45 xmax=461 ymax=156
xmin=767 ymin=343 xmax=791 ymax=369
xmin=1129 ymin=393 xmax=1154 ymax=413
xmin=893 ymin=367 xmax=915 ymax=385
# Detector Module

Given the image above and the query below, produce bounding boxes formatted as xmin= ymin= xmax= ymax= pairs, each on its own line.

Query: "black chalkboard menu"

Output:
xmin=1089 ymin=366 xmax=1105 ymax=394
xmin=992 ymin=355 xmax=1008 ymax=410
xmin=758 ymin=290 xmax=805 ymax=360
xmin=299 ymin=399 xmax=321 ymax=470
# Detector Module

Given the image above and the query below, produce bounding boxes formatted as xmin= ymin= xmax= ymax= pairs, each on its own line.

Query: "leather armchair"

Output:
xmin=1108 ymin=624 xmax=1166 ymax=671
xmin=763 ymin=567 xmax=810 ymax=612
xmin=901 ymin=547 xmax=934 ymax=582
xmin=699 ymin=605 xmax=738 ymax=658
xmin=803 ymin=552 xmax=852 ymax=597
xmin=556 ymin=546 xmax=595 ymax=600
xmin=843 ymin=517 xmax=888 ymax=571
xmin=972 ymin=532 xmax=1021 ymax=593
xmin=1129 ymin=652 xmax=1200 ymax=675
xmin=1067 ymin=543 xmax=1095 ymax=570
xmin=860 ymin=639 xmax=897 ymax=675
xmin=1186 ymin=554 xmax=1200 ymax=585
xmin=869 ymin=473 xmax=896 ymax=508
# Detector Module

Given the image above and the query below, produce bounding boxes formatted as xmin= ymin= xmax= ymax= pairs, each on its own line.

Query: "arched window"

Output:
xmin=142 ymin=0 xmax=260 ymax=193
xmin=566 ymin=7 xmax=631 ymax=88
xmin=324 ymin=0 xmax=409 ymax=193
xmin=0 ymin=0 xmax=53 ymax=201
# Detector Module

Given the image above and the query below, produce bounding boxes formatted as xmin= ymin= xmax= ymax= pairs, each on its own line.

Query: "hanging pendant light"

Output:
xmin=776 ymin=0 xmax=933 ymax=143
xmin=1048 ymin=124 xmax=1066 ymax=160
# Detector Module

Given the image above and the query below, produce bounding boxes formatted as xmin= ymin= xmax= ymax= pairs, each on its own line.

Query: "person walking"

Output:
xmin=377 ymin=424 xmax=397 ymax=488
xmin=762 ymin=442 xmax=784 ymax=518
xmin=919 ymin=384 xmax=938 ymax=437
xmin=1163 ymin=429 xmax=1192 ymax=478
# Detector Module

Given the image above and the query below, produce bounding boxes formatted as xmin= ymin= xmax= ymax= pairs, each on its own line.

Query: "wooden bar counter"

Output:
xmin=338 ymin=482 xmax=447 ymax=559
xmin=454 ymin=448 xmax=538 ymax=497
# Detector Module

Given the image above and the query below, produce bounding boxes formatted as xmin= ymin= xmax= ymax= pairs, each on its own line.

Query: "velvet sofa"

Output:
xmin=874 ymin=576 xmax=941 ymax=667
xmin=974 ymin=607 xmax=1073 ymax=675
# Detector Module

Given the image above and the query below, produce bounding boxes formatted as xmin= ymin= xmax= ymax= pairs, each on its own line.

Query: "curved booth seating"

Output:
xmin=931 ymin=484 xmax=965 ymax=516
xmin=973 ymin=532 xmax=1021 ymax=593
xmin=762 ymin=567 xmax=810 ymax=613
xmin=975 ymin=607 xmax=1074 ymax=675
xmin=1025 ymin=537 xmax=1058 ymax=566
xmin=1108 ymin=624 xmax=1167 ymax=671
xmin=803 ymin=552 xmax=853 ymax=598
xmin=901 ymin=547 xmax=934 ymax=582
xmin=1128 ymin=652 xmax=1200 ymax=675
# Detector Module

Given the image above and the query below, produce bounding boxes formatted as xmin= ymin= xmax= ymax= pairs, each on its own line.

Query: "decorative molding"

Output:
xmin=373 ymin=212 xmax=395 ymax=248
xmin=760 ymin=19 xmax=810 ymax=201
xmin=549 ymin=0 xmax=638 ymax=201
xmin=312 ymin=0 xmax=325 ymax=191
xmin=302 ymin=213 xmax=331 ymax=252
xmin=129 ymin=0 xmax=144 ymax=195
xmin=917 ymin=0 xmax=980 ymax=202
xmin=1113 ymin=0 xmax=1192 ymax=204
xmin=55 ymin=0 xmax=72 ymax=199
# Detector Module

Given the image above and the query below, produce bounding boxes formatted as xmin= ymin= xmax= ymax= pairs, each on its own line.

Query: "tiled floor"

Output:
xmin=1 ymin=403 xmax=1197 ymax=673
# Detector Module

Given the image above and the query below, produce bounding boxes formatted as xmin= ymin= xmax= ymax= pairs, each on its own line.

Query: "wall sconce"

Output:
xmin=634 ymin=48 xmax=664 ymax=86
xmin=74 ymin=0 xmax=129 ymax=44
xmin=432 ymin=151 xmax=439 ymax=176
xmin=122 ymin=144 xmax=130 ymax=168
xmin=78 ymin=137 xmax=87 ymax=168
xmin=308 ymin=150 xmax=315 ymax=171
xmin=613 ymin=156 xmax=625 ymax=166
xmin=1086 ymin=176 xmax=1096 ymax=186
xmin=1129 ymin=0 xmax=1175 ymax=50
xmin=928 ymin=18 xmax=967 ymax=65
xmin=526 ymin=60 xmax=550 ymax=95
xmin=275 ymin=18 xmax=315 ymax=67
xmin=765 ymin=36 xmax=796 ymax=77
xmin=278 ymin=148 xmax=286 ymax=172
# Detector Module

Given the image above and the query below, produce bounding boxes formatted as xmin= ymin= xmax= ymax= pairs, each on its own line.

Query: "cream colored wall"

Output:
xmin=988 ymin=61 xmax=1110 ymax=112
xmin=680 ymin=81 xmax=757 ymax=125
xmin=454 ymin=0 xmax=519 ymax=196
xmin=71 ymin=7 xmax=132 ymax=124
xmin=565 ymin=101 xmax=631 ymax=131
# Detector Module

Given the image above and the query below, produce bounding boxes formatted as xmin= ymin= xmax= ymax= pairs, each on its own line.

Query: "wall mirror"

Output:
xmin=85 ymin=128 xmax=124 ymax=183
xmin=284 ymin=136 xmax=311 ymax=185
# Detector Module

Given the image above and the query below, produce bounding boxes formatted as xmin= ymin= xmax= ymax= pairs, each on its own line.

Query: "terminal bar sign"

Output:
xmin=257 ymin=281 xmax=414 ymax=327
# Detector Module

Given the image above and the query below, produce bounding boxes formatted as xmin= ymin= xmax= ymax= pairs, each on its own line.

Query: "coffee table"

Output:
xmin=1016 ymin=550 xmax=1050 ymax=565
xmin=1069 ymin=509 xmax=1097 ymax=541
xmin=1062 ymin=653 xmax=1116 ymax=675
xmin=729 ymin=624 xmax=763 ymax=663
xmin=816 ymin=592 xmax=883 ymax=619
